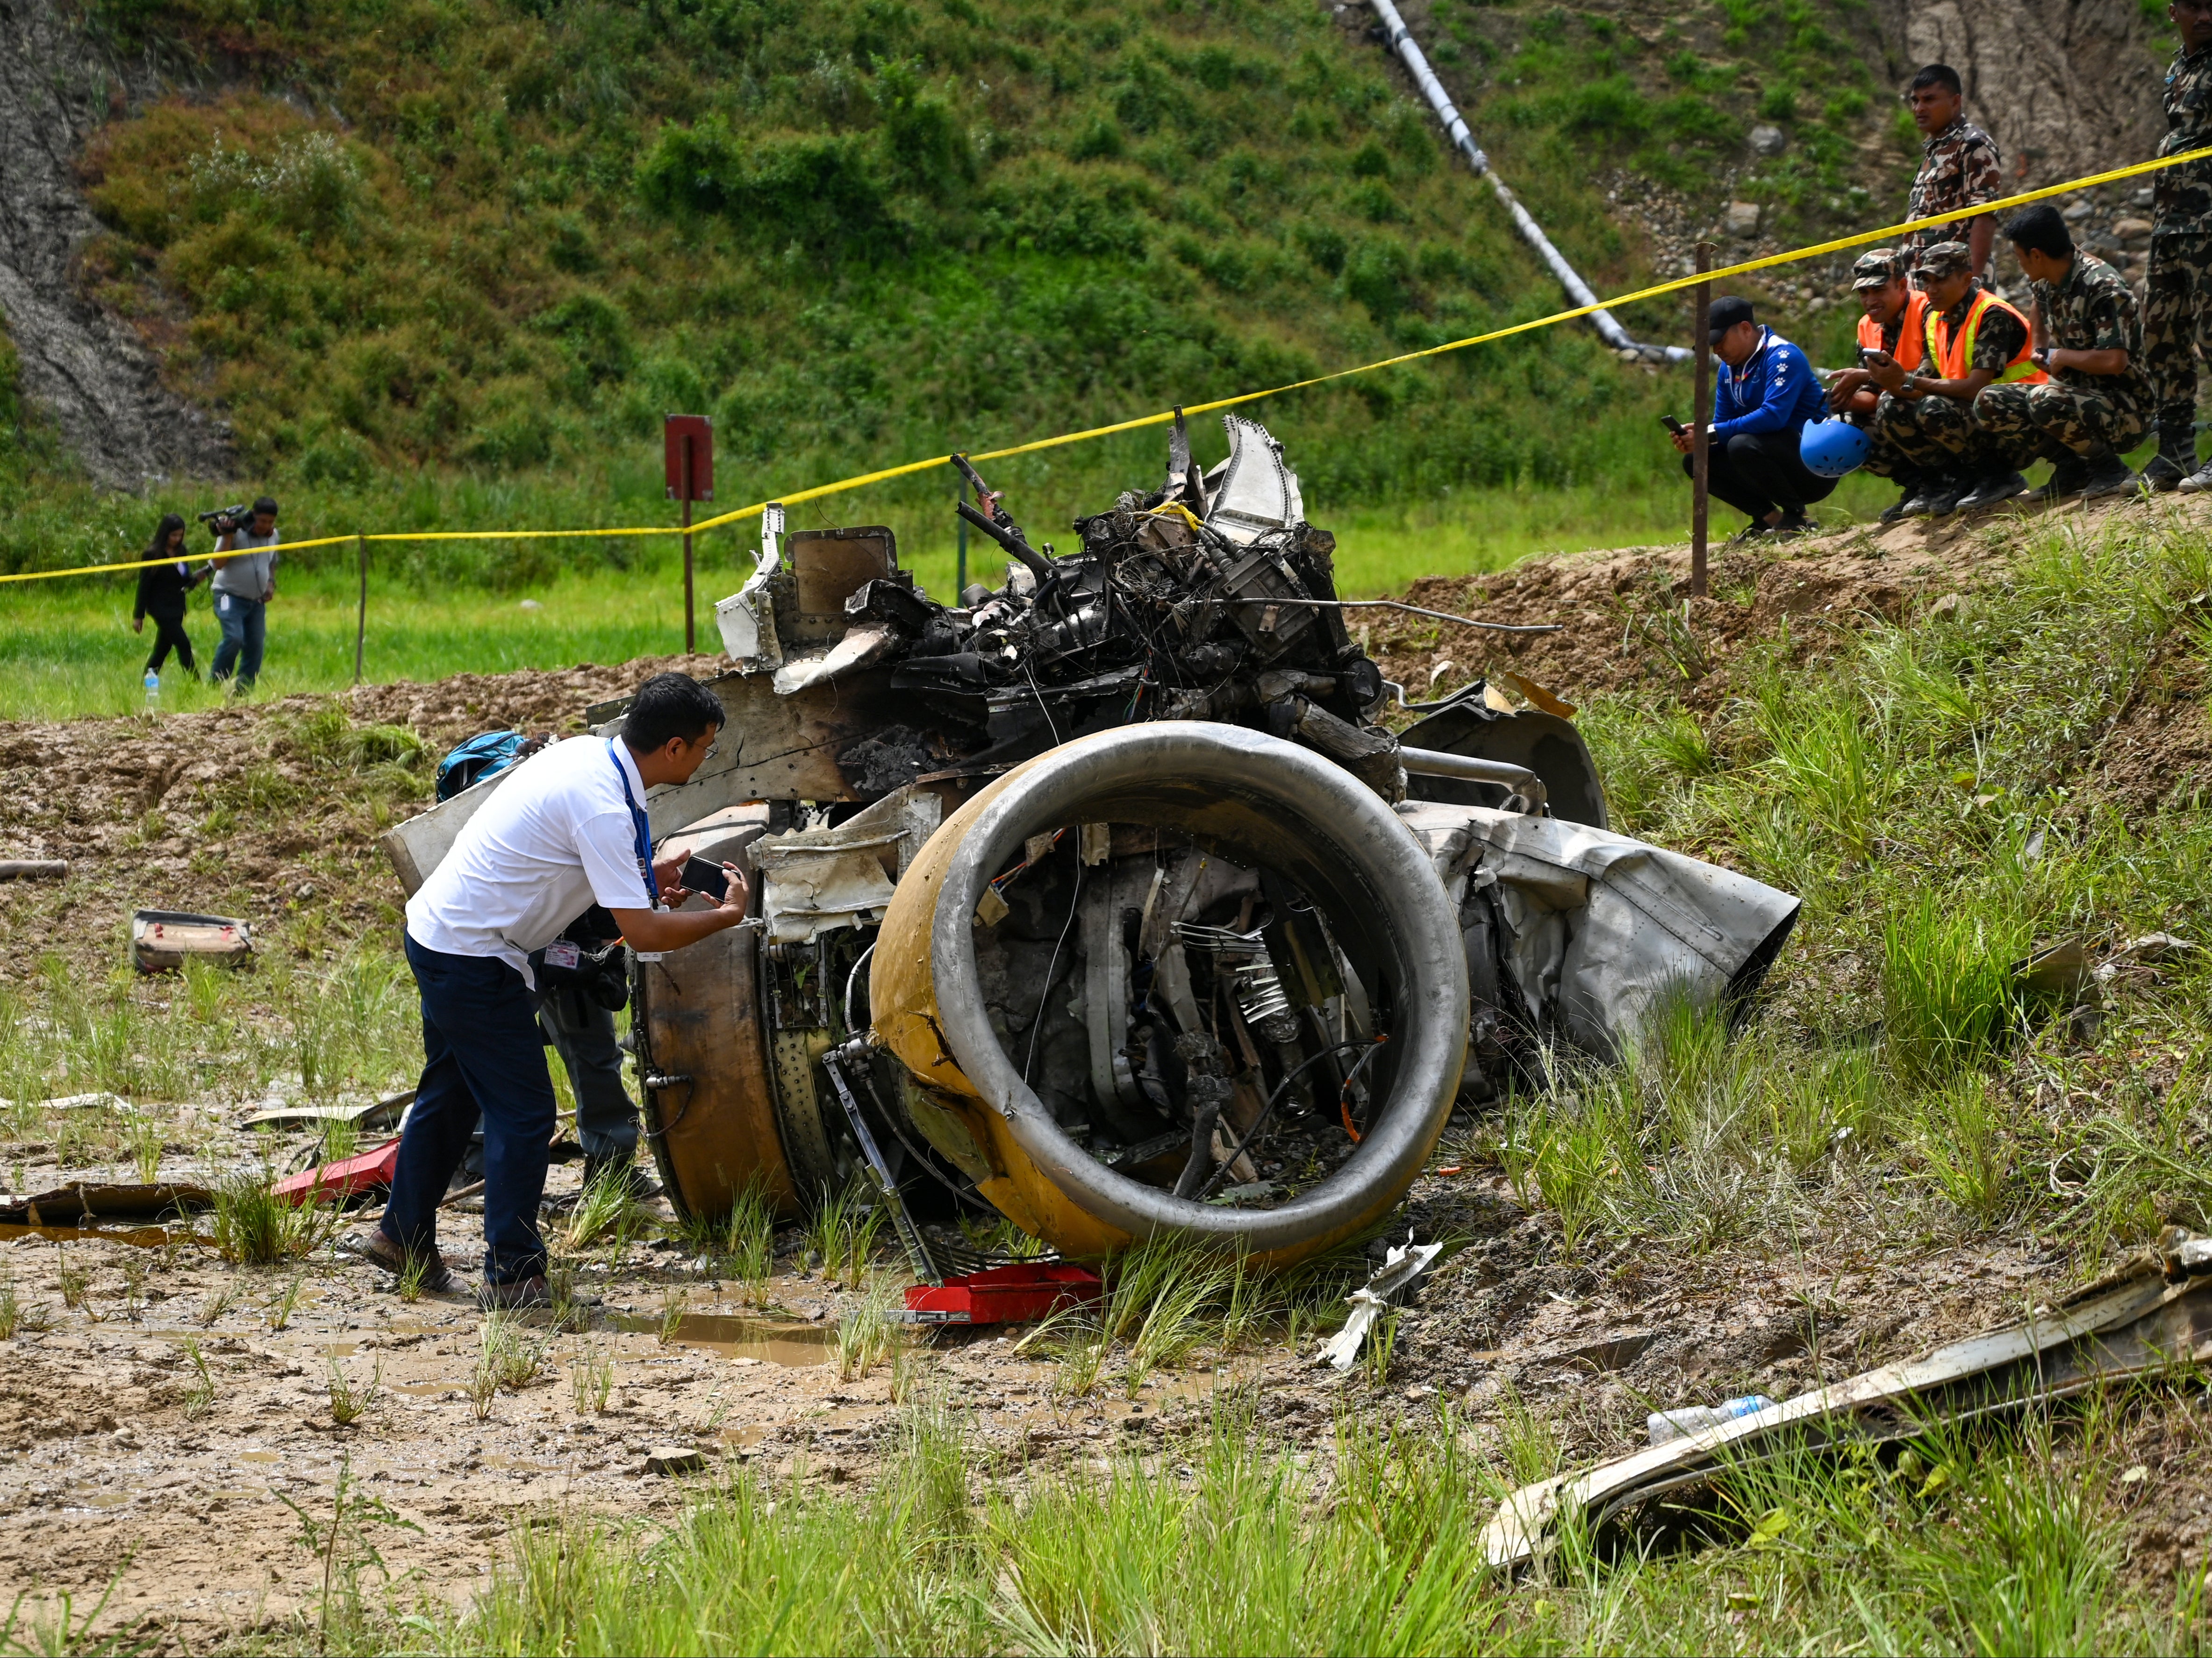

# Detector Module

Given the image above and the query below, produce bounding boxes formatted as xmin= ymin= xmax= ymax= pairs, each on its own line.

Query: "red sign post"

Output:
xmin=664 ymin=415 xmax=715 ymax=653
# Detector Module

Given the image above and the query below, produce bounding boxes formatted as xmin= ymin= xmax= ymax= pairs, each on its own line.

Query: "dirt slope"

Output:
xmin=0 ymin=0 xmax=231 ymax=484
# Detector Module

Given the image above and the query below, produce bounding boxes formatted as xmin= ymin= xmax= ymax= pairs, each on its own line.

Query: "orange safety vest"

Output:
xmin=1923 ymin=289 xmax=2047 ymax=386
xmin=1857 ymin=291 xmax=1927 ymax=372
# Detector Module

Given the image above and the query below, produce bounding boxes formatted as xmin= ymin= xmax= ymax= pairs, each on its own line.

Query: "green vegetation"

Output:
xmin=1 ymin=465 xmax=1915 ymax=722
xmin=0 ymin=0 xmax=1913 ymax=601
xmin=1531 ymin=503 xmax=2212 ymax=1262
xmin=355 ymin=1394 xmax=2190 ymax=1654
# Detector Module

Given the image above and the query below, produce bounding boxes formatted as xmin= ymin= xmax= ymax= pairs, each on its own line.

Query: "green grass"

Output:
xmin=349 ymin=1391 xmax=2199 ymax=1656
xmin=0 ymin=462 xmax=1910 ymax=722
xmin=0 ymin=0 xmax=1922 ymax=589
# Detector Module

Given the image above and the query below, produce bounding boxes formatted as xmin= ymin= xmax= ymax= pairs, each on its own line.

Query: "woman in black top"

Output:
xmin=132 ymin=514 xmax=201 ymax=677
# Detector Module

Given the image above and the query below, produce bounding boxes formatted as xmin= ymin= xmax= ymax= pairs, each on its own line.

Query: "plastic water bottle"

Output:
xmin=143 ymin=670 xmax=159 ymax=706
xmin=1647 ymin=1394 xmax=1776 ymax=1445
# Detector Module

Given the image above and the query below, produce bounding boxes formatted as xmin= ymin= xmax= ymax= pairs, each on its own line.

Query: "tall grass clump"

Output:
xmin=1880 ymin=893 xmax=2029 ymax=1083
xmin=212 ymin=1170 xmax=332 ymax=1265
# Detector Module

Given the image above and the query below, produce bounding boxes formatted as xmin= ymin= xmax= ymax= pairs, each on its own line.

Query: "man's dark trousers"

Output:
xmin=383 ymin=933 xmax=555 ymax=1285
xmin=1682 ymin=430 xmax=1836 ymax=522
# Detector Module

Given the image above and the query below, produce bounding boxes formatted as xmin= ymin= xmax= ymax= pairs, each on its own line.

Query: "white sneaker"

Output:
xmin=2178 ymin=463 xmax=2212 ymax=494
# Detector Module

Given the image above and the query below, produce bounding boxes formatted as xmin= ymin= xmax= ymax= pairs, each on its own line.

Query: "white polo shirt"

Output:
xmin=405 ymin=736 xmax=655 ymax=987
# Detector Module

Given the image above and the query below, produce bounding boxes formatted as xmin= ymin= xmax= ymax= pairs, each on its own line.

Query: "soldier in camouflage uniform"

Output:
xmin=1864 ymin=242 xmax=2043 ymax=514
xmin=2144 ymin=0 xmax=2212 ymax=490
xmin=1978 ymin=205 xmax=2148 ymax=500
xmin=1901 ymin=64 xmax=2004 ymax=277
xmin=1826 ymin=248 xmax=1929 ymax=518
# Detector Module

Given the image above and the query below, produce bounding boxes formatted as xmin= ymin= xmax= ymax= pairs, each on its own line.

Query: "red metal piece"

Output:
xmin=663 ymin=414 xmax=714 ymax=502
xmin=904 ymin=1262 xmax=1104 ymax=1326
xmin=273 ymin=1137 xmax=402 ymax=1207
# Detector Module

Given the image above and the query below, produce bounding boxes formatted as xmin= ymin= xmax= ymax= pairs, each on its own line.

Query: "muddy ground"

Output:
xmin=6 ymin=493 xmax=2212 ymax=1648
xmin=1371 ymin=485 xmax=2212 ymax=715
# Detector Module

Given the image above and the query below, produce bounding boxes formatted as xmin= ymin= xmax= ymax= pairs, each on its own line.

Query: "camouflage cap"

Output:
xmin=1851 ymin=248 xmax=1906 ymax=289
xmin=1912 ymin=240 xmax=1974 ymax=282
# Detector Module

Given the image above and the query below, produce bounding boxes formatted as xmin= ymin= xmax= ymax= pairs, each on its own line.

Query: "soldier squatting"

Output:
xmin=1678 ymin=11 xmax=2212 ymax=534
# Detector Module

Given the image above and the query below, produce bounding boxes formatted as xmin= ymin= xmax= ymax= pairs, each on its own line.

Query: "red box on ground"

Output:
xmin=273 ymin=1137 xmax=402 ymax=1207
xmin=904 ymin=1262 xmax=1104 ymax=1325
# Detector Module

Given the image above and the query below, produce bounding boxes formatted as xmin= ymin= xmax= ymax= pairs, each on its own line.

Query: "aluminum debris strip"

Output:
xmin=1319 ymin=1235 xmax=1443 ymax=1371
xmin=1482 ymin=1229 xmax=2212 ymax=1571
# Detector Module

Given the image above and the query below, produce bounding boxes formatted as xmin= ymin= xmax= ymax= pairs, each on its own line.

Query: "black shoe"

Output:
xmin=2140 ymin=430 xmax=2198 ymax=492
xmin=1923 ymin=474 xmax=1976 ymax=517
xmin=1954 ymin=471 xmax=2027 ymax=512
xmin=2036 ymin=456 xmax=2091 ymax=500
xmin=1878 ymin=488 xmax=1918 ymax=523
xmin=1768 ymin=513 xmax=1816 ymax=540
xmin=1896 ymin=474 xmax=1956 ymax=517
xmin=2081 ymin=451 xmax=2139 ymax=499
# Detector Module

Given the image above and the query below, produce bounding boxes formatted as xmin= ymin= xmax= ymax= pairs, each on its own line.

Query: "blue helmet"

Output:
xmin=1800 ymin=417 xmax=1870 ymax=479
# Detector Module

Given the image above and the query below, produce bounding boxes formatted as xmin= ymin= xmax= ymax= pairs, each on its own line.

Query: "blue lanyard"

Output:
xmin=608 ymin=740 xmax=658 ymax=904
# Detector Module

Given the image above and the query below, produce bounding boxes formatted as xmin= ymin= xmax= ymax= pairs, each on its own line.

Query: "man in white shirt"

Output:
xmin=371 ymin=672 xmax=751 ymax=1308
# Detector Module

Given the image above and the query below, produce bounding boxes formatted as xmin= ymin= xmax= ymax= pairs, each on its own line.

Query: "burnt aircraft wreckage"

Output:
xmin=384 ymin=415 xmax=1799 ymax=1267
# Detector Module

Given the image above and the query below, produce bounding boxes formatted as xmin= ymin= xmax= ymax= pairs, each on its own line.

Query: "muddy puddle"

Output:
xmin=0 ymin=1222 xmax=207 ymax=1248
xmin=607 ymin=1310 xmax=833 ymax=1366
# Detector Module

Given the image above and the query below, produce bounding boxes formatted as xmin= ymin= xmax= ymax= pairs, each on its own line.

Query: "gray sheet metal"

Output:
xmin=1397 ymin=802 xmax=1800 ymax=1057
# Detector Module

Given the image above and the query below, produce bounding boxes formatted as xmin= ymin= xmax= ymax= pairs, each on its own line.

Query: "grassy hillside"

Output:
xmin=0 ymin=0 xmax=1926 ymax=594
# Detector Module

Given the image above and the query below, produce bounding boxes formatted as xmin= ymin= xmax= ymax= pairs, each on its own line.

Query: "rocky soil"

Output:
xmin=0 ymin=0 xmax=231 ymax=485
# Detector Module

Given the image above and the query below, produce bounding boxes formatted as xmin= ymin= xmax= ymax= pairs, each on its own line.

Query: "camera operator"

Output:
xmin=208 ymin=495 xmax=281 ymax=692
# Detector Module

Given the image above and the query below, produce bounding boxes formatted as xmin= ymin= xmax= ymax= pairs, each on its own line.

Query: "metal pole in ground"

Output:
xmin=955 ymin=486 xmax=967 ymax=597
xmin=353 ymin=534 xmax=368 ymax=685
xmin=682 ymin=443 xmax=695 ymax=656
xmin=1691 ymin=242 xmax=1713 ymax=600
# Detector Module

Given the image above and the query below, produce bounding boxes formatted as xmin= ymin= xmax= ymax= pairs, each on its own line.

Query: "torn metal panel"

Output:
xmin=1465 ymin=807 xmax=1797 ymax=1055
xmin=1395 ymin=800 xmax=1797 ymax=1065
xmin=755 ymin=785 xmax=945 ymax=943
xmin=770 ymin=622 xmax=900 ymax=695
xmin=1400 ymin=685 xmax=1608 ymax=829
xmin=716 ymin=502 xmax=787 ymax=670
xmin=1206 ymin=415 xmax=1307 ymax=546
xmin=0 ymin=1182 xmax=214 ymax=1225
xmin=1485 ymin=1237 xmax=2212 ymax=1572
xmin=240 ymin=1090 xmax=414 ymax=1132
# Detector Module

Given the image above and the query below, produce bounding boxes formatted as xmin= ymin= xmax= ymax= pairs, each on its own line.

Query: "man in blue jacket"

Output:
xmin=1671 ymin=296 xmax=1833 ymax=538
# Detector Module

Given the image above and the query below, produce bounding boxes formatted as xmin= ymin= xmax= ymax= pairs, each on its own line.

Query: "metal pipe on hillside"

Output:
xmin=1364 ymin=0 xmax=1692 ymax=366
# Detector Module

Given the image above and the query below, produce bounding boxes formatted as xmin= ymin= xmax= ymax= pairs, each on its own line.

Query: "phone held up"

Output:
xmin=678 ymin=856 xmax=734 ymax=901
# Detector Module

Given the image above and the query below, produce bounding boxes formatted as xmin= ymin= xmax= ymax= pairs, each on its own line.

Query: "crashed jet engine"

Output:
xmin=383 ymin=416 xmax=1798 ymax=1266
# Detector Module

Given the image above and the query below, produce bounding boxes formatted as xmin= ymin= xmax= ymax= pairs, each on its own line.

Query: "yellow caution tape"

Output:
xmin=9 ymin=144 xmax=2207 ymax=589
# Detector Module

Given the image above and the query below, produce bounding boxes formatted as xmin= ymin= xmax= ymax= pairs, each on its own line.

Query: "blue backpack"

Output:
xmin=436 ymin=730 xmax=531 ymax=801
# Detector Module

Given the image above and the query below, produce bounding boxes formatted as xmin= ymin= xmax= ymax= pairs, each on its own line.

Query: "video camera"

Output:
xmin=197 ymin=504 xmax=256 ymax=538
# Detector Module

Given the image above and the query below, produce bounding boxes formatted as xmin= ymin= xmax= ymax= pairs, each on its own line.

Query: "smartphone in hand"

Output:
xmin=1659 ymin=414 xmax=1687 ymax=436
xmin=679 ymin=856 xmax=733 ymax=901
